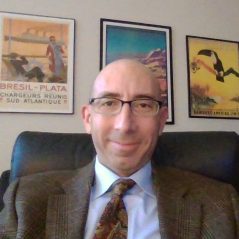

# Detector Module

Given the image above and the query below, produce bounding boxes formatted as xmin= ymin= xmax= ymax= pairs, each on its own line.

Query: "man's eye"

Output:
xmin=139 ymin=103 xmax=152 ymax=108
xmin=136 ymin=101 xmax=154 ymax=109
xmin=101 ymin=100 xmax=117 ymax=107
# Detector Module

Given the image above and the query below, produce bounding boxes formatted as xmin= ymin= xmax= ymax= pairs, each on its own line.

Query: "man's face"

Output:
xmin=82 ymin=60 xmax=168 ymax=176
xmin=50 ymin=36 xmax=56 ymax=43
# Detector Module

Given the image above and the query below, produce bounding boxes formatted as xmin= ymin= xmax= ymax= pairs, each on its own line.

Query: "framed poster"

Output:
xmin=100 ymin=18 xmax=174 ymax=124
xmin=186 ymin=35 xmax=239 ymax=119
xmin=0 ymin=12 xmax=75 ymax=114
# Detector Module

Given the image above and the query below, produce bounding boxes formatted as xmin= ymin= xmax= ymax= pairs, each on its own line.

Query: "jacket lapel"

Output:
xmin=45 ymin=163 xmax=204 ymax=239
xmin=46 ymin=161 xmax=95 ymax=239
xmin=153 ymin=167 xmax=202 ymax=239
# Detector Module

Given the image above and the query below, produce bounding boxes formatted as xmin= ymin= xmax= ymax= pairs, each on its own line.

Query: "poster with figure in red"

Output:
xmin=0 ymin=12 xmax=75 ymax=113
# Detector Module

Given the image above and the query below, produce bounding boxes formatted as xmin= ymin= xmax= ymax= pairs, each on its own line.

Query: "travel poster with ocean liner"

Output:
xmin=0 ymin=12 xmax=74 ymax=113
xmin=187 ymin=36 xmax=239 ymax=119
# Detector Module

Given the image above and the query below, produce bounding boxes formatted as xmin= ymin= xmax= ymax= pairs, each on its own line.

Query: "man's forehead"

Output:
xmin=91 ymin=59 xmax=160 ymax=97
xmin=92 ymin=77 xmax=160 ymax=99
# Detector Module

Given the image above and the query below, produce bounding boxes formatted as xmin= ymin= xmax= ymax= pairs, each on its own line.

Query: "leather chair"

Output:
xmin=0 ymin=130 xmax=238 ymax=211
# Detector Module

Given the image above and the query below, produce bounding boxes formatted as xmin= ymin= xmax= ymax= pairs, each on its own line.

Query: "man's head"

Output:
xmin=82 ymin=59 xmax=168 ymax=176
xmin=9 ymin=52 xmax=19 ymax=59
xmin=49 ymin=35 xmax=56 ymax=43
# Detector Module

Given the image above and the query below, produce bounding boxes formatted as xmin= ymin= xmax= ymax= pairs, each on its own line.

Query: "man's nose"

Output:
xmin=113 ymin=103 xmax=136 ymax=132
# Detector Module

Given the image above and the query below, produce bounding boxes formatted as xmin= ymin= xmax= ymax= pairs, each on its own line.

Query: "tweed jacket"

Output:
xmin=0 ymin=160 xmax=238 ymax=239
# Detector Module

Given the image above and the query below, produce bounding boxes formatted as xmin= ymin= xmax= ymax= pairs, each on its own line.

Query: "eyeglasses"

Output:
xmin=89 ymin=97 xmax=162 ymax=116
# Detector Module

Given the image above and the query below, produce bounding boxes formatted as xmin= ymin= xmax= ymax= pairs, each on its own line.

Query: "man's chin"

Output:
xmin=111 ymin=160 xmax=140 ymax=176
xmin=110 ymin=149 xmax=138 ymax=160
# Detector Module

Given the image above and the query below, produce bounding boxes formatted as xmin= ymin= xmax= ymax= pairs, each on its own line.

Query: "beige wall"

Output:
xmin=1 ymin=0 xmax=239 ymax=174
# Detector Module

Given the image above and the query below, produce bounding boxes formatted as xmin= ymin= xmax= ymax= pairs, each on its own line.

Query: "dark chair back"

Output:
xmin=10 ymin=131 xmax=239 ymax=192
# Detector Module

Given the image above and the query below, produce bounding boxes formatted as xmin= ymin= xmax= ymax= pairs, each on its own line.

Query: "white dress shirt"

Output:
xmin=84 ymin=157 xmax=161 ymax=239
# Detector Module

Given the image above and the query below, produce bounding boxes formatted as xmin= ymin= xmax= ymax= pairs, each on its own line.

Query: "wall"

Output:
xmin=1 ymin=0 xmax=239 ymax=174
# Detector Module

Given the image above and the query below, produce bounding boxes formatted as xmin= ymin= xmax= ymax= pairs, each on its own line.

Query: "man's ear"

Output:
xmin=81 ymin=105 xmax=92 ymax=134
xmin=158 ymin=106 xmax=168 ymax=135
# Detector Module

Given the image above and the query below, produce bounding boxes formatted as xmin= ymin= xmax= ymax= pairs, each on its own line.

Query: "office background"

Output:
xmin=0 ymin=0 xmax=239 ymax=173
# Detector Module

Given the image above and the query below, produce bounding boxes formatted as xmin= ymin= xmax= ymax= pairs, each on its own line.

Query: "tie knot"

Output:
xmin=111 ymin=179 xmax=135 ymax=197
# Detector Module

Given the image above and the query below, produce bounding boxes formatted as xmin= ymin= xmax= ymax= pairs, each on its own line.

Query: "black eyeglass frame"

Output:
xmin=89 ymin=97 xmax=163 ymax=115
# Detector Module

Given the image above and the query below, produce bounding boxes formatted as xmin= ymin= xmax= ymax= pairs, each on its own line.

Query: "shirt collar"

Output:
xmin=93 ymin=156 xmax=155 ymax=200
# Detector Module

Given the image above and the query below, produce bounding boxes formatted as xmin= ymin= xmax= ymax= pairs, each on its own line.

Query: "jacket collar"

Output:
xmin=46 ymin=160 xmax=95 ymax=239
xmin=153 ymin=167 xmax=202 ymax=239
xmin=46 ymin=163 xmax=203 ymax=239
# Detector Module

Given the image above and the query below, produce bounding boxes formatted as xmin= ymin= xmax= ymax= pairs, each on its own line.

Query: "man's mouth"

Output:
xmin=110 ymin=140 xmax=139 ymax=151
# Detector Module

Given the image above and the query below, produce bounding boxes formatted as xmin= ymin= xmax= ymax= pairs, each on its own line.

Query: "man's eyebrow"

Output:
xmin=93 ymin=92 xmax=120 ymax=98
xmin=133 ymin=94 xmax=157 ymax=100
xmin=93 ymin=92 xmax=157 ymax=100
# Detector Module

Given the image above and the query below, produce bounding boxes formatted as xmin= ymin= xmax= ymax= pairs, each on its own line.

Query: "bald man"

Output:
xmin=0 ymin=59 xmax=238 ymax=239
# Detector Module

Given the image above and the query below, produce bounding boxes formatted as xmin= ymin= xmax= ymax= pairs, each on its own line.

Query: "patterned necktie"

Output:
xmin=93 ymin=179 xmax=136 ymax=239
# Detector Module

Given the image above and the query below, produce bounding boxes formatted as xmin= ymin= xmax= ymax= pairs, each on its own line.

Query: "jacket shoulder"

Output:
xmin=155 ymin=166 xmax=239 ymax=203
xmin=0 ymin=170 xmax=78 ymax=238
xmin=154 ymin=167 xmax=239 ymax=238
